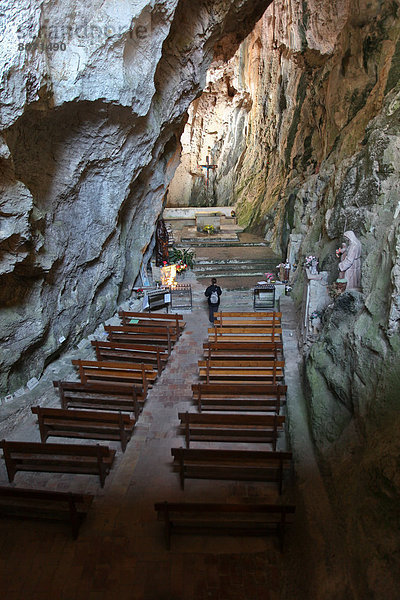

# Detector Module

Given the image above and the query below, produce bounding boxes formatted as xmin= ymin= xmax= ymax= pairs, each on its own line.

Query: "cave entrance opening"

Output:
xmin=163 ymin=17 xmax=282 ymax=290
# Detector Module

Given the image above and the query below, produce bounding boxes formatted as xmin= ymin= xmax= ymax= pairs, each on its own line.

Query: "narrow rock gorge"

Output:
xmin=1 ymin=0 xmax=400 ymax=597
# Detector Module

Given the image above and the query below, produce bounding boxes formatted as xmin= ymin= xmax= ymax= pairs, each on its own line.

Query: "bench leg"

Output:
xmin=2 ymin=441 xmax=16 ymax=483
xmin=118 ymin=412 xmax=128 ymax=452
xmin=68 ymin=497 xmax=81 ymax=539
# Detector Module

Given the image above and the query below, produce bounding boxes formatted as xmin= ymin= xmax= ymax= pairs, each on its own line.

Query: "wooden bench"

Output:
xmin=118 ymin=310 xmax=185 ymax=334
xmin=154 ymin=501 xmax=295 ymax=551
xmin=214 ymin=312 xmax=282 ymax=328
xmin=91 ymin=340 xmax=168 ymax=375
xmin=1 ymin=440 xmax=116 ymax=487
xmin=105 ymin=325 xmax=177 ymax=354
xmin=0 ymin=486 xmax=94 ymax=539
xmin=203 ymin=341 xmax=284 ymax=361
xmin=198 ymin=359 xmax=285 ymax=384
xmin=171 ymin=448 xmax=292 ymax=493
xmin=71 ymin=359 xmax=157 ymax=394
xmin=178 ymin=412 xmax=285 ymax=450
xmin=53 ymin=380 xmax=141 ymax=419
xmin=31 ymin=406 xmax=136 ymax=452
xmin=208 ymin=326 xmax=283 ymax=343
xmin=192 ymin=383 xmax=287 ymax=413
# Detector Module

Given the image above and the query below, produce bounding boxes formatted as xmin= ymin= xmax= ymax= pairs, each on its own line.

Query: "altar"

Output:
xmin=195 ymin=212 xmax=221 ymax=233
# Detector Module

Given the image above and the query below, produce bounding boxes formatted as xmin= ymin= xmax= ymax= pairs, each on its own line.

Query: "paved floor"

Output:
xmin=0 ymin=274 xmax=294 ymax=600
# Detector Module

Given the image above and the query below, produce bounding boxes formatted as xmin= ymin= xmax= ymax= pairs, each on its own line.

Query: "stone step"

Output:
xmin=194 ymin=259 xmax=272 ymax=266
xmin=179 ymin=239 xmax=268 ymax=247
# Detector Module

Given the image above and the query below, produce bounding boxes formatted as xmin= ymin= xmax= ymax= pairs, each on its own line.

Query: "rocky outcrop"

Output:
xmin=0 ymin=0 xmax=272 ymax=394
xmin=167 ymin=0 xmax=400 ymax=595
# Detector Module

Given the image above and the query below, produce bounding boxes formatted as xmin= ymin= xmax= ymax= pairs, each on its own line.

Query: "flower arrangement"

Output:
xmin=203 ymin=225 xmax=215 ymax=234
xmin=136 ymin=288 xmax=144 ymax=299
xmin=310 ymin=310 xmax=322 ymax=320
xmin=304 ymin=255 xmax=318 ymax=267
xmin=265 ymin=273 xmax=275 ymax=283
xmin=176 ymin=261 xmax=187 ymax=274
xmin=336 ymin=243 xmax=347 ymax=258
xmin=168 ymin=247 xmax=195 ymax=268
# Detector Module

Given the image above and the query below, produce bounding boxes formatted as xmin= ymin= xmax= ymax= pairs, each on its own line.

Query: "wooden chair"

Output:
xmin=178 ymin=411 xmax=285 ymax=450
xmin=154 ymin=501 xmax=295 ymax=551
xmin=31 ymin=406 xmax=136 ymax=452
xmin=0 ymin=486 xmax=93 ymax=539
xmin=192 ymin=383 xmax=287 ymax=413
xmin=1 ymin=440 xmax=116 ymax=487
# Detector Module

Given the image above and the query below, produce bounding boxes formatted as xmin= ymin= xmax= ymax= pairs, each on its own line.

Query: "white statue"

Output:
xmin=338 ymin=231 xmax=361 ymax=290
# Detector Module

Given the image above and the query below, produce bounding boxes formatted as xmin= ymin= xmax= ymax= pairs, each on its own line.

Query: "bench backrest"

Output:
xmin=154 ymin=501 xmax=295 ymax=516
xmin=171 ymin=447 xmax=292 ymax=461
xmin=1 ymin=439 xmax=112 ymax=457
xmin=214 ymin=312 xmax=282 ymax=318
xmin=178 ymin=412 xmax=285 ymax=426
xmin=0 ymin=485 xmax=91 ymax=505
xmin=191 ymin=383 xmax=287 ymax=397
xmin=31 ymin=406 xmax=133 ymax=425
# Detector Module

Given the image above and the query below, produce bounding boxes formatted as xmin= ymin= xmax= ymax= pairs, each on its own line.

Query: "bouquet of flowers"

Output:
xmin=304 ymin=255 xmax=318 ymax=267
xmin=310 ymin=310 xmax=322 ymax=320
xmin=336 ymin=244 xmax=347 ymax=258
xmin=136 ymin=288 xmax=144 ymax=299
xmin=265 ymin=272 xmax=275 ymax=282
xmin=203 ymin=225 xmax=215 ymax=234
xmin=176 ymin=261 xmax=187 ymax=273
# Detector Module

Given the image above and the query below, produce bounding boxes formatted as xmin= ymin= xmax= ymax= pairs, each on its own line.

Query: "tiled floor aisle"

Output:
xmin=0 ymin=281 xmax=283 ymax=600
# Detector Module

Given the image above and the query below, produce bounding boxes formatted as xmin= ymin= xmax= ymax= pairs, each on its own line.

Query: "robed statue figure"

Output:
xmin=155 ymin=218 xmax=169 ymax=266
xmin=338 ymin=231 xmax=361 ymax=290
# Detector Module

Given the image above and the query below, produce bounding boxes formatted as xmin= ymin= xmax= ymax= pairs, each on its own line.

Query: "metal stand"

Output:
xmin=253 ymin=285 xmax=275 ymax=310
xmin=171 ymin=284 xmax=192 ymax=311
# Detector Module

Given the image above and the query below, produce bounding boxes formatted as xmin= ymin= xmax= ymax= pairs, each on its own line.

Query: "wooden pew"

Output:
xmin=53 ymin=380 xmax=141 ymax=419
xmin=0 ymin=486 xmax=93 ymax=539
xmin=154 ymin=501 xmax=295 ymax=551
xmin=171 ymin=448 xmax=292 ymax=493
xmin=178 ymin=412 xmax=285 ymax=450
xmin=91 ymin=340 xmax=168 ymax=375
xmin=1 ymin=440 xmax=116 ymax=487
xmin=208 ymin=326 xmax=282 ymax=343
xmin=71 ymin=359 xmax=157 ymax=394
xmin=104 ymin=325 xmax=176 ymax=354
xmin=192 ymin=383 xmax=287 ymax=413
xmin=118 ymin=310 xmax=185 ymax=334
xmin=198 ymin=359 xmax=285 ymax=384
xmin=203 ymin=341 xmax=284 ymax=361
xmin=214 ymin=312 xmax=282 ymax=328
xmin=31 ymin=406 xmax=136 ymax=452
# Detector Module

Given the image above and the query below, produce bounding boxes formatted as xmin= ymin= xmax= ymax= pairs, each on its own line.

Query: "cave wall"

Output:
xmin=233 ymin=0 xmax=400 ymax=595
xmin=0 ymin=0 xmax=272 ymax=394
xmin=167 ymin=0 xmax=400 ymax=594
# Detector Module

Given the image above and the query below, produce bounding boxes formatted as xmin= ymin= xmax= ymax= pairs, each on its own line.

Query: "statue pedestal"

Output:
xmin=302 ymin=270 xmax=330 ymax=341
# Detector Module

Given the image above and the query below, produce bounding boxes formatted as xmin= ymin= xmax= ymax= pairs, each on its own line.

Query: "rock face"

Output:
xmin=0 ymin=0 xmax=272 ymax=393
xmin=168 ymin=0 xmax=400 ymax=595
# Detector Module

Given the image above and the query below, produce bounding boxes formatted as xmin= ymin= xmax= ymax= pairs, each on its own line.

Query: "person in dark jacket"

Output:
xmin=204 ymin=277 xmax=222 ymax=324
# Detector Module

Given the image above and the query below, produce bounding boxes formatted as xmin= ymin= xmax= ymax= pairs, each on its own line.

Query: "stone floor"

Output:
xmin=0 ymin=272 xmax=341 ymax=599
